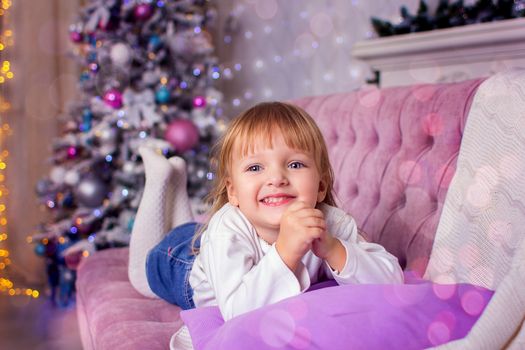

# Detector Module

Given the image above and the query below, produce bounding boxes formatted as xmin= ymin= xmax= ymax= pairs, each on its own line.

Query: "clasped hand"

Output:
xmin=275 ymin=201 xmax=338 ymax=273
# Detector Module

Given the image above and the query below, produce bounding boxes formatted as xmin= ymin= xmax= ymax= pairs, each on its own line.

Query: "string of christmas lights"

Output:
xmin=0 ymin=0 xmax=39 ymax=299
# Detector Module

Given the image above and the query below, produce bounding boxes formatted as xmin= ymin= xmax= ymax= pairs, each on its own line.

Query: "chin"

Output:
xmin=258 ymin=215 xmax=282 ymax=229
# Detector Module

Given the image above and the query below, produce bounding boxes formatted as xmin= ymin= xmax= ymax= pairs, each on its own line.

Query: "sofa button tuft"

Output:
xmin=427 ymin=136 xmax=435 ymax=148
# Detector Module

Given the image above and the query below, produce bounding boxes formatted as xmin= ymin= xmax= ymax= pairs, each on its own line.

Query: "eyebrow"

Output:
xmin=236 ymin=155 xmax=261 ymax=169
xmin=239 ymin=150 xmax=313 ymax=164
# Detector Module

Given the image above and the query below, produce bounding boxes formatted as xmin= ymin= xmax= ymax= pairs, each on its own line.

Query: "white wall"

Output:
xmin=214 ymin=0 xmax=422 ymax=118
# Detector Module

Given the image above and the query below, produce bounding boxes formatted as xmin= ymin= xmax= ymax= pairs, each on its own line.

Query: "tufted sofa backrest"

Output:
xmin=293 ymin=79 xmax=484 ymax=276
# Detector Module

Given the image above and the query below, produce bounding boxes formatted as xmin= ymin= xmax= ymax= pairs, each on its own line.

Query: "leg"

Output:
xmin=168 ymin=156 xmax=194 ymax=228
xmin=128 ymin=147 xmax=175 ymax=298
xmin=145 ymin=222 xmax=200 ymax=308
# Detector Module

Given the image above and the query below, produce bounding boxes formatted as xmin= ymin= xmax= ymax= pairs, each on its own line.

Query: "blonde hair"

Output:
xmin=192 ymin=101 xmax=336 ymax=252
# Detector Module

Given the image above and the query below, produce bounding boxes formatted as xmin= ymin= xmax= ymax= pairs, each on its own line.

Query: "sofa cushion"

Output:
xmin=294 ymin=79 xmax=484 ymax=275
xmin=76 ymin=247 xmax=184 ymax=350
xmin=181 ymin=277 xmax=493 ymax=350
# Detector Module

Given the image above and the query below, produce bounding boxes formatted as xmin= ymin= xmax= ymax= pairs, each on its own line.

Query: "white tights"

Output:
xmin=128 ymin=147 xmax=194 ymax=298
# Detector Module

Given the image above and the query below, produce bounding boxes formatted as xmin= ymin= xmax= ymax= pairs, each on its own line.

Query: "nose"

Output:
xmin=267 ymin=167 xmax=289 ymax=187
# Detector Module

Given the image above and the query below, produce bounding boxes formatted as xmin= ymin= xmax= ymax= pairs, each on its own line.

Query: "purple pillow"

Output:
xmin=181 ymin=279 xmax=493 ymax=350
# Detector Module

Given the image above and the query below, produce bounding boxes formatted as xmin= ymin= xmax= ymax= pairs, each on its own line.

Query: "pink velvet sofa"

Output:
xmin=76 ymin=78 xmax=485 ymax=349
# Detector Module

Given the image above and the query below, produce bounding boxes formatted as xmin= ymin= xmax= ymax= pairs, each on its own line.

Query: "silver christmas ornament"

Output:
xmin=97 ymin=126 xmax=119 ymax=155
xmin=75 ymin=176 xmax=108 ymax=207
xmin=64 ymin=169 xmax=81 ymax=186
xmin=110 ymin=42 xmax=132 ymax=66
xmin=50 ymin=166 xmax=67 ymax=185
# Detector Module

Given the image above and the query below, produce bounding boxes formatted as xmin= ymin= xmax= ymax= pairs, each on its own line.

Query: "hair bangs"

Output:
xmin=233 ymin=104 xmax=316 ymax=158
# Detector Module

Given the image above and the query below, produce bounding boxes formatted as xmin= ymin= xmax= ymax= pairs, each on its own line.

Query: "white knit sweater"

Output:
xmin=426 ymin=70 xmax=525 ymax=349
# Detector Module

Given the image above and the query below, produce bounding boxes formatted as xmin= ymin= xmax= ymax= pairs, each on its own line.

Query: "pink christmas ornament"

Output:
xmin=193 ymin=95 xmax=206 ymax=108
xmin=98 ymin=17 xmax=116 ymax=31
xmin=65 ymin=250 xmax=83 ymax=270
xmin=103 ymin=89 xmax=123 ymax=109
xmin=67 ymin=146 xmax=78 ymax=159
xmin=134 ymin=4 xmax=154 ymax=21
xmin=70 ymin=31 xmax=83 ymax=43
xmin=164 ymin=119 xmax=200 ymax=152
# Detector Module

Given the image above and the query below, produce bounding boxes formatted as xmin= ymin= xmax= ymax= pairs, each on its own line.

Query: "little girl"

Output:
xmin=128 ymin=101 xmax=403 ymax=323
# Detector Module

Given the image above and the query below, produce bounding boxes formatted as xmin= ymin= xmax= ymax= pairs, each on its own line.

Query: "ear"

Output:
xmin=317 ymin=180 xmax=327 ymax=203
xmin=226 ymin=177 xmax=239 ymax=207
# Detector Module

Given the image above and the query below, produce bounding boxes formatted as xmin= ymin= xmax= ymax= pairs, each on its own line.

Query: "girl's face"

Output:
xmin=226 ymin=130 xmax=327 ymax=243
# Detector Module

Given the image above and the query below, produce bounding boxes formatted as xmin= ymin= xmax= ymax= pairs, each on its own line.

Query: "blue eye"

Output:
xmin=247 ymin=164 xmax=262 ymax=172
xmin=289 ymin=161 xmax=305 ymax=169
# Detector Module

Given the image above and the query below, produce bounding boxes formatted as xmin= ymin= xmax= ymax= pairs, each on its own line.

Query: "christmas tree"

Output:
xmin=32 ymin=0 xmax=224 ymax=306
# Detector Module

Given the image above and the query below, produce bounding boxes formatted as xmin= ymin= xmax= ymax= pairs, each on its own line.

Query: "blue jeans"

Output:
xmin=145 ymin=222 xmax=201 ymax=310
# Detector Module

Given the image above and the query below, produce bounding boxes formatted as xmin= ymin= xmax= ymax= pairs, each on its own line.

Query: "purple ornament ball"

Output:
xmin=134 ymin=4 xmax=154 ymax=21
xmin=70 ymin=31 xmax=83 ymax=43
xmin=103 ymin=89 xmax=123 ymax=109
xmin=98 ymin=17 xmax=117 ymax=31
xmin=193 ymin=95 xmax=206 ymax=108
xmin=89 ymin=62 xmax=99 ymax=73
xmin=165 ymin=119 xmax=200 ymax=153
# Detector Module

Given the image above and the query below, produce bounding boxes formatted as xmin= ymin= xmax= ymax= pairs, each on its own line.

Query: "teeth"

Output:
xmin=263 ymin=197 xmax=287 ymax=204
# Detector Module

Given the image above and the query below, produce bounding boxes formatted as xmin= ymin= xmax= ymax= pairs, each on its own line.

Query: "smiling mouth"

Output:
xmin=260 ymin=196 xmax=295 ymax=206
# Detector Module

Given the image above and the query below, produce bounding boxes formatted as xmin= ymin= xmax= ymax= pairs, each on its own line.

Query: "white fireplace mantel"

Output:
xmin=352 ymin=17 xmax=525 ymax=87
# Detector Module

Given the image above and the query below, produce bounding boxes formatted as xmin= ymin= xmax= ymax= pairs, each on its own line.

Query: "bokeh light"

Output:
xmin=310 ymin=13 xmax=333 ymax=37
xmin=427 ymin=321 xmax=451 ymax=346
xmin=357 ymin=85 xmax=381 ymax=108
xmin=255 ymin=0 xmax=278 ymax=20
xmin=259 ymin=309 xmax=296 ymax=348
xmin=432 ymin=282 xmax=457 ymax=300
xmin=461 ymin=290 xmax=486 ymax=316
xmin=0 ymin=0 xmax=39 ymax=300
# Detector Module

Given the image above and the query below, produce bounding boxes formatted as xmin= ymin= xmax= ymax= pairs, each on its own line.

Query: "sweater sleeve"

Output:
xmin=322 ymin=205 xmax=404 ymax=285
xmin=200 ymin=211 xmax=310 ymax=320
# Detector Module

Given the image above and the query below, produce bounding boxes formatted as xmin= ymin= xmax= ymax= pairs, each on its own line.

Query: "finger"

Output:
xmin=286 ymin=200 xmax=309 ymax=213
xmin=300 ymin=217 xmax=326 ymax=230
xmin=305 ymin=227 xmax=325 ymax=240
xmin=294 ymin=208 xmax=325 ymax=219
